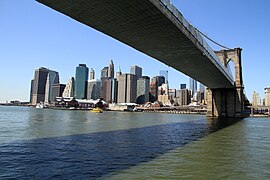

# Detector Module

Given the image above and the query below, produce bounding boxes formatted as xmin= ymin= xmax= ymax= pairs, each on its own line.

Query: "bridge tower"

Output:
xmin=206 ymin=48 xmax=245 ymax=117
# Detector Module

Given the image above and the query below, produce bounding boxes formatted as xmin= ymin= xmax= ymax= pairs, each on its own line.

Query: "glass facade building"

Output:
xmin=75 ymin=64 xmax=89 ymax=99
xmin=130 ymin=65 xmax=142 ymax=80
xmin=159 ymin=70 xmax=168 ymax=84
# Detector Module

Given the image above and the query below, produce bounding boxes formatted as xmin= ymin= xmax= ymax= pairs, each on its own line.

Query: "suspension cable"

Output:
xmin=194 ymin=27 xmax=231 ymax=50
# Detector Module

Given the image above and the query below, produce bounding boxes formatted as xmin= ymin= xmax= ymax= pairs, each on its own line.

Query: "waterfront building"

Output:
xmin=87 ymin=79 xmax=101 ymax=100
xmin=31 ymin=67 xmax=50 ymax=105
xmin=108 ymin=60 xmax=114 ymax=78
xmin=159 ymin=70 xmax=168 ymax=84
xmin=169 ymin=89 xmax=176 ymax=100
xmin=189 ymin=78 xmax=197 ymax=96
xmin=62 ymin=77 xmax=75 ymax=98
xmin=150 ymin=77 xmax=158 ymax=102
xmin=111 ymin=78 xmax=118 ymax=103
xmin=158 ymin=94 xmax=170 ymax=105
xmin=102 ymin=78 xmax=117 ymax=103
xmin=75 ymin=64 xmax=89 ymax=99
xmin=150 ymin=76 xmax=165 ymax=102
xmin=158 ymin=83 xmax=169 ymax=95
xmin=89 ymin=68 xmax=95 ymax=80
xmin=29 ymin=79 xmax=34 ymax=103
xmin=264 ymin=87 xmax=270 ymax=106
xmin=117 ymin=73 xmax=137 ymax=103
xmin=175 ymin=89 xmax=191 ymax=106
xmin=51 ymin=84 xmax=66 ymax=102
xmin=101 ymin=67 xmax=109 ymax=79
xmin=44 ymin=70 xmax=60 ymax=104
xmin=180 ymin=84 xmax=186 ymax=89
xmin=252 ymin=91 xmax=261 ymax=106
xmin=137 ymin=76 xmax=150 ymax=104
xmin=130 ymin=65 xmax=142 ymax=80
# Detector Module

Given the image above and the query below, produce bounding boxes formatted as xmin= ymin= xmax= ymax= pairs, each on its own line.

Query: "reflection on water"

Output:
xmin=0 ymin=106 xmax=269 ymax=179
xmin=107 ymin=118 xmax=270 ymax=179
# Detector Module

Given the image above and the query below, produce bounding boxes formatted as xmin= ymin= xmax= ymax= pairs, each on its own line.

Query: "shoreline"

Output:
xmin=2 ymin=104 xmax=269 ymax=117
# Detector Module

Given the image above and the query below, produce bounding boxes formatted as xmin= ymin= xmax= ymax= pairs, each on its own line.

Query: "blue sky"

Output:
xmin=0 ymin=0 xmax=270 ymax=102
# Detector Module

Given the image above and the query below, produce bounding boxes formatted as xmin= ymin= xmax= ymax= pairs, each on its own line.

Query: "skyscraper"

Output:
xmin=156 ymin=76 xmax=165 ymax=86
xmin=108 ymin=60 xmax=114 ymax=78
xmin=101 ymin=67 xmax=109 ymax=79
xmin=32 ymin=67 xmax=50 ymax=105
xmin=44 ymin=70 xmax=60 ymax=104
xmin=89 ymin=68 xmax=95 ymax=80
xmin=137 ymin=76 xmax=150 ymax=104
xmin=130 ymin=65 xmax=142 ymax=80
xmin=51 ymin=84 xmax=66 ymax=102
xmin=75 ymin=64 xmax=89 ymax=99
xmin=87 ymin=79 xmax=101 ymax=100
xmin=116 ymin=66 xmax=122 ymax=81
xmin=265 ymin=87 xmax=270 ymax=106
xmin=62 ymin=77 xmax=75 ymax=97
xmin=199 ymin=83 xmax=205 ymax=93
xmin=175 ymin=89 xmax=191 ymax=106
xmin=159 ymin=70 xmax=168 ymax=84
xmin=29 ymin=79 xmax=34 ymax=103
xmin=102 ymin=78 xmax=117 ymax=103
xmin=189 ymin=78 xmax=197 ymax=96
xmin=199 ymin=83 xmax=205 ymax=102
xmin=180 ymin=84 xmax=186 ymax=89
xmin=252 ymin=91 xmax=260 ymax=106
xmin=150 ymin=77 xmax=158 ymax=102
xmin=117 ymin=74 xmax=137 ymax=103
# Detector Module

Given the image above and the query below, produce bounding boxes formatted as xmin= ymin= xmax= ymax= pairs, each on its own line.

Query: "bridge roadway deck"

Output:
xmin=37 ymin=0 xmax=234 ymax=89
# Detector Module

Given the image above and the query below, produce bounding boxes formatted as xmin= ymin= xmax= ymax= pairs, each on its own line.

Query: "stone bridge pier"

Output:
xmin=206 ymin=48 xmax=245 ymax=117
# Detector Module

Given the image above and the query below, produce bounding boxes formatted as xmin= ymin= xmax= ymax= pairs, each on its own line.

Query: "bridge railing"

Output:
xmin=158 ymin=0 xmax=234 ymax=81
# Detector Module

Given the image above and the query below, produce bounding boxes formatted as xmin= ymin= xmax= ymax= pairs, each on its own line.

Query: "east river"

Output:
xmin=0 ymin=106 xmax=269 ymax=179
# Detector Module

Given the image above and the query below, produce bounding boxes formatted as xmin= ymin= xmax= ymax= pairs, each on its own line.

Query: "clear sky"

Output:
xmin=1 ymin=0 xmax=270 ymax=103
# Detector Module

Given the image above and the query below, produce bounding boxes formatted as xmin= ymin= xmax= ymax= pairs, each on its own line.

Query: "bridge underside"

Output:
xmin=37 ymin=0 xmax=234 ymax=89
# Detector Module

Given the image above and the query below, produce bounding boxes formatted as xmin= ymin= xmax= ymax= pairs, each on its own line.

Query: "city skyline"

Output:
xmin=1 ymin=0 xmax=270 ymax=102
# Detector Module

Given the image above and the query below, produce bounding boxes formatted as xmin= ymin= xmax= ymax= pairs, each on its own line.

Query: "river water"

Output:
xmin=0 ymin=106 xmax=269 ymax=179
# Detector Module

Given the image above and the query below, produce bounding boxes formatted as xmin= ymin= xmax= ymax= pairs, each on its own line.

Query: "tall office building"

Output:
xmin=116 ymin=66 xmax=122 ymax=81
xmin=252 ymin=91 xmax=260 ymax=106
xmin=169 ymin=89 xmax=176 ymax=100
xmin=160 ymin=70 xmax=168 ymax=84
xmin=150 ymin=77 xmax=158 ymax=102
xmin=189 ymin=78 xmax=197 ymax=96
xmin=156 ymin=76 xmax=165 ymax=86
xmin=101 ymin=67 xmax=109 ymax=79
xmin=44 ymin=70 xmax=60 ymax=103
xmin=87 ymin=79 xmax=101 ymax=100
xmin=199 ymin=83 xmax=205 ymax=93
xmin=111 ymin=78 xmax=118 ymax=103
xmin=180 ymin=84 xmax=186 ymax=89
xmin=31 ymin=67 xmax=50 ymax=105
xmin=75 ymin=64 xmax=89 ymax=99
xmin=102 ymin=78 xmax=117 ymax=103
xmin=62 ymin=77 xmax=75 ymax=97
xmin=264 ymin=87 xmax=270 ymax=106
xmin=108 ymin=60 xmax=114 ymax=78
xmin=117 ymin=74 xmax=137 ymax=103
xmin=51 ymin=84 xmax=66 ymax=102
xmin=130 ymin=65 xmax=142 ymax=80
xmin=158 ymin=83 xmax=169 ymax=96
xmin=29 ymin=79 xmax=34 ymax=103
xmin=175 ymin=89 xmax=191 ymax=106
xmin=89 ymin=68 xmax=95 ymax=80
xmin=137 ymin=76 xmax=150 ymax=104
